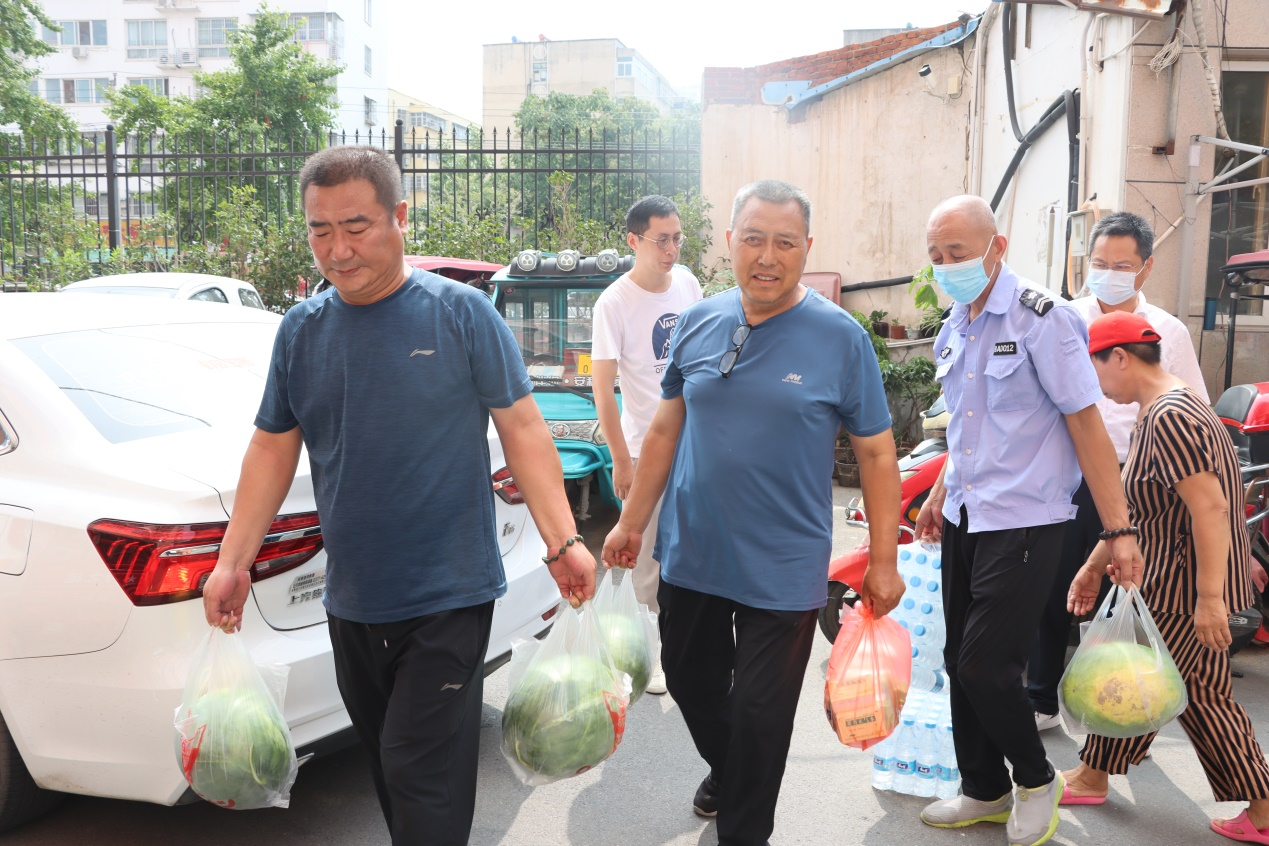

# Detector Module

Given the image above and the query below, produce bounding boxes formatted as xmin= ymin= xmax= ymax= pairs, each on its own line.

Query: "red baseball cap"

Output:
xmin=1087 ymin=311 xmax=1163 ymax=354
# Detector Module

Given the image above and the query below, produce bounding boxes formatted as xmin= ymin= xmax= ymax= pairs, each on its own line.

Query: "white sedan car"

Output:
xmin=0 ymin=294 xmax=560 ymax=832
xmin=59 ymin=272 xmax=267 ymax=310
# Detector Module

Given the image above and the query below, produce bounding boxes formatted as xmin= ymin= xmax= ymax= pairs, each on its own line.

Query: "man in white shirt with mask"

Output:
xmin=1028 ymin=210 xmax=1208 ymax=732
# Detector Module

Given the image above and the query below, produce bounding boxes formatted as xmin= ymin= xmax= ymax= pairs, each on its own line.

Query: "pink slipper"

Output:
xmin=1059 ymin=784 xmax=1107 ymax=806
xmin=1211 ymin=810 xmax=1269 ymax=844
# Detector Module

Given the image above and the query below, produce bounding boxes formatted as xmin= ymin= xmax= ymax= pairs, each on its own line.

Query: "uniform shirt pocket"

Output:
xmin=984 ymin=353 xmax=1040 ymax=412
xmin=935 ymin=361 xmax=960 ymax=407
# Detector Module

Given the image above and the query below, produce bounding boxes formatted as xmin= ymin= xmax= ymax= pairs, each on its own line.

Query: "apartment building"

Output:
xmin=22 ymin=0 xmax=389 ymax=133
xmin=482 ymin=37 xmax=687 ymax=135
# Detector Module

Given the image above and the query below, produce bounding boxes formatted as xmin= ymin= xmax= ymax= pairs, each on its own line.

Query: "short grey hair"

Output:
xmin=730 ymin=180 xmax=812 ymax=234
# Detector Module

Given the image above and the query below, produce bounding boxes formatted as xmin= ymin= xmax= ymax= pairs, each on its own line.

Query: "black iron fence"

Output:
xmin=0 ymin=121 xmax=700 ymax=282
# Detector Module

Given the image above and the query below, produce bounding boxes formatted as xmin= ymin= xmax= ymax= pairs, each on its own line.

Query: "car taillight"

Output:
xmin=88 ymin=513 xmax=323 ymax=606
xmin=493 ymin=466 xmax=524 ymax=504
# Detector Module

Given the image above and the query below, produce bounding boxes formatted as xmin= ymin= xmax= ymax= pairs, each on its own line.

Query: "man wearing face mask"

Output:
xmin=913 ymin=196 xmax=1143 ymax=846
xmin=1027 ymin=211 xmax=1208 ymax=734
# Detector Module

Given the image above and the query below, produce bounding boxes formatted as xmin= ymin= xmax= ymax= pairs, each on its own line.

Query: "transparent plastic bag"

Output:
xmin=590 ymin=569 xmax=658 ymax=704
xmin=173 ymin=628 xmax=299 ymax=809
xmin=824 ymin=601 xmax=912 ymax=749
xmin=1059 ymin=584 xmax=1188 ymax=738
xmin=501 ymin=601 xmax=631 ymax=786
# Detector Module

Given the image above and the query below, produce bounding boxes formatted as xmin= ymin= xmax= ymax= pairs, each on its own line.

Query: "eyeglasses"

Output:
xmin=718 ymin=323 xmax=752 ymax=378
xmin=635 ymin=232 xmax=687 ymax=251
xmin=1089 ymin=260 xmax=1145 ymax=273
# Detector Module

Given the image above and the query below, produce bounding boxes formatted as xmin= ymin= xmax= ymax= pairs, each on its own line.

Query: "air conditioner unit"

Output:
xmin=71 ymin=45 xmax=89 ymax=59
xmin=179 ymin=49 xmax=199 ymax=66
xmin=157 ymin=53 xmax=174 ymax=66
xmin=155 ymin=0 xmax=171 ymax=7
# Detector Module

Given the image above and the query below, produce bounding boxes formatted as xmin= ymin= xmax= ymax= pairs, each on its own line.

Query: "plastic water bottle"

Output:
xmin=920 ymin=602 xmax=946 ymax=653
xmin=936 ymin=723 xmax=961 ymax=799
xmin=871 ymin=732 xmax=896 ymax=791
xmin=911 ymin=665 xmax=945 ymax=693
xmin=891 ymin=718 xmax=919 ymax=795
xmin=914 ymin=722 xmax=940 ymax=798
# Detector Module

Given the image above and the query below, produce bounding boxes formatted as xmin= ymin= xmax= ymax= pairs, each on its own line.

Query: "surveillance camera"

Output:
xmin=918 ymin=64 xmax=932 ymax=78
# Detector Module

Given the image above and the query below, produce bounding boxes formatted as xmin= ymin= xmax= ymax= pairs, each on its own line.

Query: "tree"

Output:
xmin=105 ymin=6 xmax=341 ymax=138
xmin=0 ymin=0 xmax=76 ymax=136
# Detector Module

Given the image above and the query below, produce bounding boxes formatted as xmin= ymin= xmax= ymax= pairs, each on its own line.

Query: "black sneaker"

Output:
xmin=693 ymin=774 xmax=719 ymax=817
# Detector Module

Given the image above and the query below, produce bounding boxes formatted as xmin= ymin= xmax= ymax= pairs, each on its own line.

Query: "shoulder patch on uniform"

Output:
xmin=1019 ymin=288 xmax=1055 ymax=317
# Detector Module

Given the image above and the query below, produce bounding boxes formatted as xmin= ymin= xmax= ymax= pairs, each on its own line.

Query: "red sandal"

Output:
xmin=1211 ymin=810 xmax=1269 ymax=845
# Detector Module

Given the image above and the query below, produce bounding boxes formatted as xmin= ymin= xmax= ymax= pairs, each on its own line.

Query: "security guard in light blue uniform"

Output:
xmin=913 ymin=196 xmax=1144 ymax=846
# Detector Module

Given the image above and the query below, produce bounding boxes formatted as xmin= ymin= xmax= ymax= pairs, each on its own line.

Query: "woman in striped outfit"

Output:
xmin=1058 ymin=311 xmax=1269 ymax=844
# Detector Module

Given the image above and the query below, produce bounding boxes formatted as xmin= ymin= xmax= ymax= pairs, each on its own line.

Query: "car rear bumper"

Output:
xmin=0 ymin=603 xmax=347 ymax=806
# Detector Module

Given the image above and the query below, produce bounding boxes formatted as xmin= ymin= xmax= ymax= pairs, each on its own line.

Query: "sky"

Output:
xmin=387 ymin=0 xmax=989 ymax=126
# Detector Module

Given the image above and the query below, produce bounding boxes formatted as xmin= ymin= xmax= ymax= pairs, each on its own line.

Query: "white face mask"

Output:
xmin=1086 ymin=267 xmax=1141 ymax=306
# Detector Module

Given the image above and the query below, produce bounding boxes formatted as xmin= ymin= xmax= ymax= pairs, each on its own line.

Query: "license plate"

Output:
xmin=577 ymin=353 xmax=592 ymax=376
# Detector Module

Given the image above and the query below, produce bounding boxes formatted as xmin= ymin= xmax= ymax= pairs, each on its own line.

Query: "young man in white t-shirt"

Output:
xmin=592 ymin=195 xmax=703 ymax=695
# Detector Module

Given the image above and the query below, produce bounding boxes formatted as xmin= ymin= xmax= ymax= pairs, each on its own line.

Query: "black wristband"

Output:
xmin=542 ymin=534 xmax=585 ymax=565
xmin=1097 ymin=526 xmax=1139 ymax=541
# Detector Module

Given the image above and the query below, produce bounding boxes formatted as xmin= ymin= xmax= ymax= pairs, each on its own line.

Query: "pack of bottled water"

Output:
xmin=870 ymin=542 xmax=960 ymax=798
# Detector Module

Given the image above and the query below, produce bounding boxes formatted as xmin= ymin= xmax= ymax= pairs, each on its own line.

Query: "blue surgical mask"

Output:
xmin=1086 ymin=267 xmax=1141 ymax=306
xmin=933 ymin=252 xmax=998 ymax=304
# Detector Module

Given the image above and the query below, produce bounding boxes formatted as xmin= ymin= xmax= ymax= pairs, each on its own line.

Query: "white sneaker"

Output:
xmin=1034 ymin=712 xmax=1062 ymax=732
xmin=1006 ymin=772 xmax=1063 ymax=846
xmin=646 ymin=660 xmax=667 ymax=695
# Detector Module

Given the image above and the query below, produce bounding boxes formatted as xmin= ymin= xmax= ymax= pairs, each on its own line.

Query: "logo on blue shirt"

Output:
xmin=652 ymin=312 xmax=679 ymax=361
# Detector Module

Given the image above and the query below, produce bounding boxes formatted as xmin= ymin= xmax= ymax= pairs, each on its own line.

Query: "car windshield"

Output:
xmin=62 ymin=285 xmax=178 ymax=297
xmin=12 ymin=322 xmax=276 ymax=444
xmin=500 ymin=284 xmax=617 ymax=392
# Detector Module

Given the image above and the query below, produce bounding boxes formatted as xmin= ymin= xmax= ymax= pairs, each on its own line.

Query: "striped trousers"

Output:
xmin=1079 ymin=610 xmax=1269 ymax=802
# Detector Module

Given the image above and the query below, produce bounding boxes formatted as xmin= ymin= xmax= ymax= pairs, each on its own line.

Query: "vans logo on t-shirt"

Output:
xmin=651 ymin=312 xmax=679 ymax=361
xmin=410 ymin=349 xmax=435 ymax=357
xmin=782 ymin=373 xmax=804 ymax=384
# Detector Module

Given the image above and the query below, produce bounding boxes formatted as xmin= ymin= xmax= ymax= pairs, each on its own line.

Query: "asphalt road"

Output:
xmin=7 ymin=486 xmax=1269 ymax=846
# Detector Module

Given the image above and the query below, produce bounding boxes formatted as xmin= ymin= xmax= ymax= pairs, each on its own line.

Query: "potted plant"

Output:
xmin=889 ymin=321 xmax=907 ymax=340
xmin=909 ymin=265 xmax=944 ymax=338
xmin=868 ymin=309 xmax=890 ymax=339
xmin=835 ymin=430 xmax=861 ymax=487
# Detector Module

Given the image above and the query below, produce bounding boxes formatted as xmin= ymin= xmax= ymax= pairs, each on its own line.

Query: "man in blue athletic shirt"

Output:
xmin=602 ymin=179 xmax=905 ymax=846
xmin=201 ymin=146 xmax=595 ymax=846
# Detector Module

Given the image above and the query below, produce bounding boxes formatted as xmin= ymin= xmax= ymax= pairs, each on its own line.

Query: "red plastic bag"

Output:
xmin=824 ymin=602 xmax=911 ymax=749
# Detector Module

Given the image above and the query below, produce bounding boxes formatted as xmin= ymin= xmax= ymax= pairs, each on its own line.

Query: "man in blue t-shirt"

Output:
xmin=201 ymin=146 xmax=595 ymax=846
xmin=603 ymin=180 xmax=905 ymax=846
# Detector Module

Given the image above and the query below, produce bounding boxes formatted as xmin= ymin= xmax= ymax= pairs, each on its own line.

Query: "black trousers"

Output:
xmin=1027 ymin=479 xmax=1103 ymax=715
xmin=658 ymin=580 xmax=817 ymax=846
xmin=941 ymin=507 xmax=1064 ymax=799
xmin=328 ymin=601 xmax=494 ymax=846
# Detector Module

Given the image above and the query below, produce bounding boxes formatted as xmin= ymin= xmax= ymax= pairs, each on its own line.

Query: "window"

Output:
xmin=409 ymin=111 xmax=444 ymax=132
xmin=130 ymin=77 xmax=169 ymax=96
xmin=396 ymin=107 xmax=407 ymax=125
xmin=126 ymin=195 xmax=157 ymax=217
xmin=42 ymin=78 xmax=110 ymax=105
xmin=76 ymin=193 xmax=106 ymax=216
xmin=190 ymin=287 xmax=229 ymax=303
xmin=287 ymin=13 xmax=327 ymax=41
xmin=197 ymin=18 xmax=237 ymax=58
xmin=407 ymin=174 xmax=428 ymax=192
xmin=1206 ymin=64 xmax=1269 ymax=319
xmin=127 ymin=20 xmax=166 ymax=58
xmin=364 ymin=45 xmax=371 ymax=76
xmin=452 ymin=124 xmax=469 ymax=141
xmin=364 ymin=96 xmax=376 ymax=125
xmin=531 ymin=60 xmax=548 ymax=83
xmin=616 ymin=57 xmax=632 ymax=77
xmin=43 ymin=20 xmax=107 ymax=47
xmin=363 ymin=0 xmax=371 ymax=24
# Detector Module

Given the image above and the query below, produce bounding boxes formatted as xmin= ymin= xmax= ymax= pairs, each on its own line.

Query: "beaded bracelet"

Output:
xmin=542 ymin=534 xmax=585 ymax=565
xmin=1098 ymin=526 xmax=1140 ymax=541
